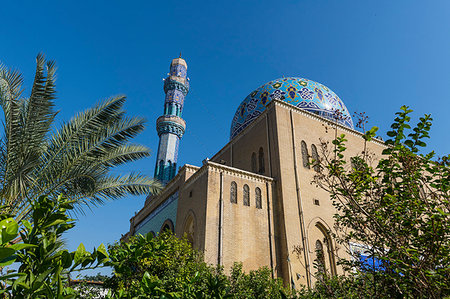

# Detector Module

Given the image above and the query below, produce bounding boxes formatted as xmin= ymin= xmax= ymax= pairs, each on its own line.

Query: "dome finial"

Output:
xmin=179 ymin=52 xmax=182 ymax=58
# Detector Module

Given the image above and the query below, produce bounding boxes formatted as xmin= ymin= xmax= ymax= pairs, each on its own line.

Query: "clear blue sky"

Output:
xmin=1 ymin=1 xmax=449 ymax=276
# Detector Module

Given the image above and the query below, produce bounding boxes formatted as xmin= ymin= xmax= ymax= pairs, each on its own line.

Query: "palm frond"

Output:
xmin=91 ymin=144 xmax=151 ymax=167
xmin=1 ymin=55 xmax=163 ymax=220
xmin=39 ymin=95 xmax=126 ymax=170
xmin=21 ymin=54 xmax=56 ymax=156
xmin=1 ymin=87 xmax=25 ymax=201
xmin=36 ymin=106 xmax=147 ymax=197
xmin=77 ymin=173 xmax=162 ymax=205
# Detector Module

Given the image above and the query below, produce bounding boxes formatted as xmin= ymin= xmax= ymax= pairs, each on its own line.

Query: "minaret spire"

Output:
xmin=154 ymin=57 xmax=189 ymax=184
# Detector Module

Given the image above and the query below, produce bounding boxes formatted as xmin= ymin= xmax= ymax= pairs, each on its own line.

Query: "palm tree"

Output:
xmin=0 ymin=54 xmax=162 ymax=221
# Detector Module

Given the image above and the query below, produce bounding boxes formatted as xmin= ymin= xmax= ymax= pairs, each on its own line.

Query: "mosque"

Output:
xmin=124 ymin=56 xmax=386 ymax=288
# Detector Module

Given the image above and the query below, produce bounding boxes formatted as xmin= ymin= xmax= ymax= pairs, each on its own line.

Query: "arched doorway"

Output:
xmin=182 ymin=211 xmax=196 ymax=247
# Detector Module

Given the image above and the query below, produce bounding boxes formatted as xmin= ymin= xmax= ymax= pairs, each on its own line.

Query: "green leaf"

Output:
xmin=9 ymin=243 xmax=37 ymax=251
xmin=0 ymin=218 xmax=18 ymax=244
xmin=0 ymin=247 xmax=15 ymax=261
xmin=404 ymin=140 xmax=414 ymax=148
xmin=96 ymin=243 xmax=109 ymax=263
xmin=146 ymin=232 xmax=154 ymax=241
xmin=0 ymin=272 xmax=26 ymax=280
xmin=43 ymin=219 xmax=66 ymax=229
xmin=22 ymin=220 xmax=33 ymax=231
xmin=74 ymin=243 xmax=87 ymax=264
xmin=61 ymin=250 xmax=73 ymax=269
xmin=436 ymin=208 xmax=447 ymax=216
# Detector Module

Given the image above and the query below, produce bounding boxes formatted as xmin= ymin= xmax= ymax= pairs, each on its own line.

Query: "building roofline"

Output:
xmin=272 ymin=99 xmax=386 ymax=145
xmin=134 ymin=164 xmax=200 ymax=226
xmin=212 ymin=99 xmax=386 ymax=161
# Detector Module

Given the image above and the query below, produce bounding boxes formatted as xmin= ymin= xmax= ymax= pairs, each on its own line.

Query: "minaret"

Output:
xmin=154 ymin=56 xmax=189 ymax=184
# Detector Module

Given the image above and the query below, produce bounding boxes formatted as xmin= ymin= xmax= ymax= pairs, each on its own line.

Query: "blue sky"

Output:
xmin=1 ymin=1 xmax=449 ymax=275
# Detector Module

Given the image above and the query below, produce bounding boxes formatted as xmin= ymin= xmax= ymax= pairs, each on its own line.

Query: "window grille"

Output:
xmin=255 ymin=187 xmax=262 ymax=209
xmin=243 ymin=184 xmax=250 ymax=206
xmin=311 ymin=144 xmax=320 ymax=172
xmin=230 ymin=181 xmax=237 ymax=204
xmin=301 ymin=141 xmax=310 ymax=168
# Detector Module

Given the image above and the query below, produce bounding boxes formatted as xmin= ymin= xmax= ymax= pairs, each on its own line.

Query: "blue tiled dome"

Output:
xmin=230 ymin=77 xmax=354 ymax=139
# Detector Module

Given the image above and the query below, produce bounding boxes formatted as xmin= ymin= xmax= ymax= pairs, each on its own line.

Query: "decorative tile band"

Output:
xmin=164 ymin=78 xmax=189 ymax=96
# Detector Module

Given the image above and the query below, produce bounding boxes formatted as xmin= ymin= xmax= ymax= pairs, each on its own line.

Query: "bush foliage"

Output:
xmin=104 ymin=232 xmax=292 ymax=298
xmin=312 ymin=106 xmax=449 ymax=298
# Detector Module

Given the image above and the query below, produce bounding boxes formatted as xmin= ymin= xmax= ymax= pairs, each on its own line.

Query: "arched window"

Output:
xmin=172 ymin=162 xmax=177 ymax=177
xmin=243 ymin=184 xmax=250 ymax=206
xmin=255 ymin=187 xmax=262 ymax=209
xmin=160 ymin=219 xmax=174 ymax=234
xmin=167 ymin=160 xmax=172 ymax=181
xmin=172 ymin=103 xmax=177 ymax=115
xmin=230 ymin=181 xmax=237 ymax=204
xmin=251 ymin=152 xmax=257 ymax=173
xmin=157 ymin=160 xmax=164 ymax=177
xmin=315 ymin=240 xmax=326 ymax=274
xmin=311 ymin=144 xmax=319 ymax=172
xmin=258 ymin=147 xmax=265 ymax=174
xmin=315 ymin=222 xmax=337 ymax=276
xmin=301 ymin=141 xmax=310 ymax=168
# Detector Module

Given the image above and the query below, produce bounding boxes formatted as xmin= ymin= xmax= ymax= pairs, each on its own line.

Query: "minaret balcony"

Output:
xmin=156 ymin=115 xmax=186 ymax=138
xmin=163 ymin=77 xmax=189 ymax=95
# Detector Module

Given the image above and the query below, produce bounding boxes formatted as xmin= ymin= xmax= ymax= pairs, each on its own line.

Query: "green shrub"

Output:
xmin=0 ymin=195 xmax=107 ymax=298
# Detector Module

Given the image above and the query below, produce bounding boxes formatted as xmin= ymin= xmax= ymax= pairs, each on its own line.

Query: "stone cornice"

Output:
xmin=184 ymin=160 xmax=274 ymax=189
xmin=183 ymin=163 xmax=209 ymax=189
xmin=183 ymin=164 xmax=201 ymax=173
xmin=207 ymin=161 xmax=274 ymax=182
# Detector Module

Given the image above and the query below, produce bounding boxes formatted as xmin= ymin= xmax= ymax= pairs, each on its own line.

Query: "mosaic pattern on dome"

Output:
xmin=230 ymin=77 xmax=354 ymax=139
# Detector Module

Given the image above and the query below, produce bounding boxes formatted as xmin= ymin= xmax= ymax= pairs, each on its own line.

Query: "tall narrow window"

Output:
xmin=172 ymin=103 xmax=177 ymax=115
xmin=172 ymin=162 xmax=177 ymax=177
xmin=316 ymin=222 xmax=337 ymax=275
xmin=251 ymin=152 xmax=257 ymax=173
xmin=230 ymin=181 xmax=237 ymax=204
xmin=255 ymin=187 xmax=262 ymax=209
xmin=301 ymin=141 xmax=310 ymax=168
xmin=315 ymin=240 xmax=326 ymax=274
xmin=158 ymin=160 xmax=164 ymax=176
xmin=311 ymin=144 xmax=319 ymax=172
xmin=243 ymin=184 xmax=250 ymax=206
xmin=258 ymin=147 xmax=265 ymax=174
